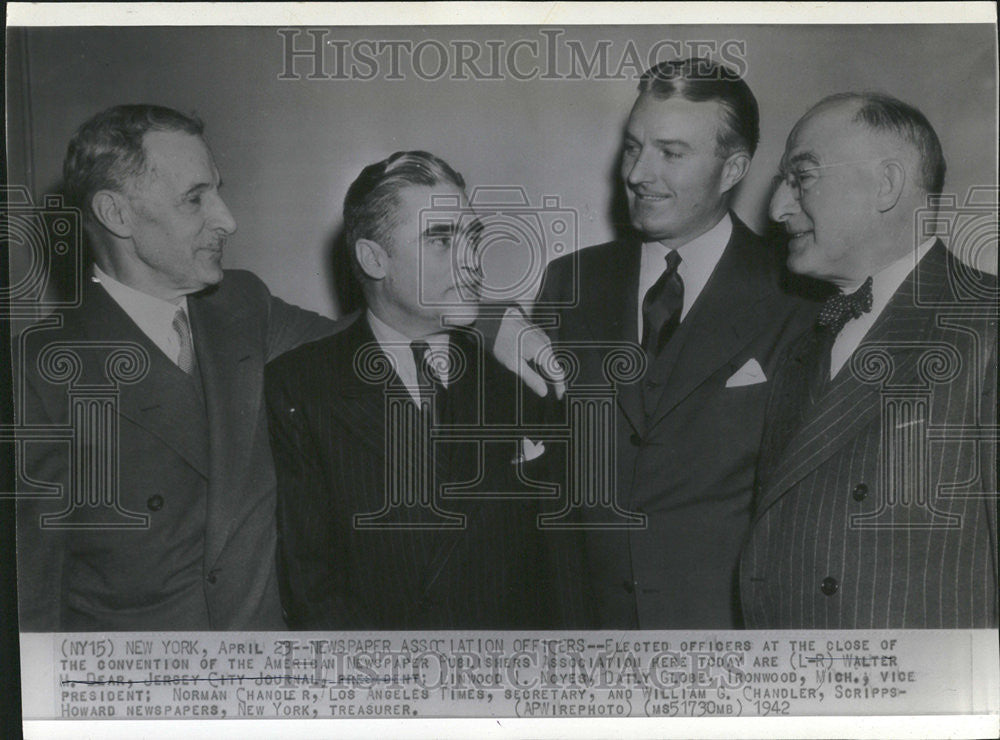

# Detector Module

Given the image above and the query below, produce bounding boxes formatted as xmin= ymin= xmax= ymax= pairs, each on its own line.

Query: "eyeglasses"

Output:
xmin=774 ymin=158 xmax=884 ymax=197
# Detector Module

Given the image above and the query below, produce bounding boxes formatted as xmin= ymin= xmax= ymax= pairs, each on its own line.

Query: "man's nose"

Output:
xmin=210 ymin=193 xmax=237 ymax=235
xmin=769 ymin=179 xmax=799 ymax=223
xmin=624 ymin=147 xmax=654 ymax=187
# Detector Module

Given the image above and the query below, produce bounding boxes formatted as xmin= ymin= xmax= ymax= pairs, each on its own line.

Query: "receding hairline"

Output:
xmin=792 ymin=94 xmax=938 ymax=186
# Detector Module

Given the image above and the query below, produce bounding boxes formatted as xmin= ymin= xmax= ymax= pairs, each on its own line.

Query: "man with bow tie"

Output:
xmin=740 ymin=92 xmax=998 ymax=628
xmin=265 ymin=151 xmax=557 ymax=629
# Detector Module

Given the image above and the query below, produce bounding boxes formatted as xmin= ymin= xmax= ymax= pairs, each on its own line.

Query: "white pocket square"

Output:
xmin=512 ymin=438 xmax=546 ymax=464
xmin=726 ymin=358 xmax=767 ymax=388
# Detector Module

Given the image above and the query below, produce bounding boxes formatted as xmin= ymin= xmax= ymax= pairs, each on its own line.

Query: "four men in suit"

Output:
xmin=16 ymin=78 xmax=996 ymax=632
xmin=740 ymin=93 xmax=998 ymax=628
xmin=530 ymin=59 xmax=815 ymax=628
xmin=16 ymin=105 xmax=338 ymax=630
xmin=265 ymin=151 xmax=555 ymax=628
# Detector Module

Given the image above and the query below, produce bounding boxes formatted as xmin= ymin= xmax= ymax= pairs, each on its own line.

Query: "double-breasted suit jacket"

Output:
xmin=741 ymin=244 xmax=998 ymax=628
xmin=533 ymin=215 xmax=816 ymax=628
xmin=16 ymin=270 xmax=336 ymax=630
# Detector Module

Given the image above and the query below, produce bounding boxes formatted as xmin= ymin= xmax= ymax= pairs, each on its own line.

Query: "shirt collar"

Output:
xmin=92 ymin=264 xmax=189 ymax=325
xmin=840 ymin=237 xmax=935 ymax=308
xmin=643 ymin=213 xmax=732 ymax=276
xmin=366 ymin=309 xmax=452 ymax=392
xmin=673 ymin=212 xmax=733 ymax=275
xmin=366 ymin=310 xmax=450 ymax=351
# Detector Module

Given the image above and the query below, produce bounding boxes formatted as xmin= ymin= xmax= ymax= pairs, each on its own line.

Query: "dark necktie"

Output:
xmin=641 ymin=249 xmax=684 ymax=357
xmin=410 ymin=339 xmax=447 ymax=423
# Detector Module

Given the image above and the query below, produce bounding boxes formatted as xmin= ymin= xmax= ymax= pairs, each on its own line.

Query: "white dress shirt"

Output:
xmin=829 ymin=237 xmax=935 ymax=378
xmin=92 ymin=265 xmax=191 ymax=368
xmin=367 ymin=310 xmax=451 ymax=403
xmin=638 ymin=212 xmax=733 ymax=338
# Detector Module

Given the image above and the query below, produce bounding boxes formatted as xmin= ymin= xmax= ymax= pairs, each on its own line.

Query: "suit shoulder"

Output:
xmin=266 ymin=312 xmax=363 ymax=380
xmin=539 ymin=239 xmax=632 ymax=301
xmin=548 ymin=240 xmax=626 ymax=274
xmin=214 ymin=269 xmax=270 ymax=304
xmin=19 ymin=306 xmax=88 ymax=361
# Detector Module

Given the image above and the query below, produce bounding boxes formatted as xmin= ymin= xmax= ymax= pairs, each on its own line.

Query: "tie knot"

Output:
xmin=817 ymin=276 xmax=874 ymax=335
xmin=664 ymin=249 xmax=682 ymax=274
xmin=411 ymin=339 xmax=450 ymax=385
xmin=171 ymin=307 xmax=189 ymax=332
xmin=172 ymin=308 xmax=196 ymax=374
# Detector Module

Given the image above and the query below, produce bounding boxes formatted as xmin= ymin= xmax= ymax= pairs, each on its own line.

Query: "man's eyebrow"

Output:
xmin=422 ymin=221 xmax=456 ymax=237
xmin=651 ymin=138 xmax=692 ymax=150
xmin=181 ymin=181 xmax=213 ymax=198
xmin=787 ymin=151 xmax=820 ymax=168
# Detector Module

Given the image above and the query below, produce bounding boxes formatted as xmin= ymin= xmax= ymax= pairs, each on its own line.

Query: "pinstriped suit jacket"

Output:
xmin=265 ymin=313 xmax=555 ymax=629
xmin=741 ymin=243 xmax=998 ymax=628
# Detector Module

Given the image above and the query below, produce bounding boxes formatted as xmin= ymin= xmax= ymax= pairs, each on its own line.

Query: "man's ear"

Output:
xmin=719 ymin=150 xmax=751 ymax=195
xmin=875 ymin=159 xmax=906 ymax=213
xmin=355 ymin=238 xmax=388 ymax=280
xmin=91 ymin=190 xmax=133 ymax=239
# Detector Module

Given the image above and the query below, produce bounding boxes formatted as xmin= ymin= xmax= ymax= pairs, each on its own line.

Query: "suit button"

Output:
xmin=623 ymin=580 xmax=636 ymax=594
xmin=206 ymin=571 xmax=218 ymax=585
xmin=820 ymin=577 xmax=839 ymax=596
xmin=629 ymin=433 xmax=642 ymax=446
xmin=852 ymin=483 xmax=869 ymax=502
xmin=146 ymin=495 xmax=164 ymax=512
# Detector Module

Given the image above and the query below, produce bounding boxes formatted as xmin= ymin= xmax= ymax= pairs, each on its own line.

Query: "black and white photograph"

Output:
xmin=3 ymin=3 xmax=998 ymax=738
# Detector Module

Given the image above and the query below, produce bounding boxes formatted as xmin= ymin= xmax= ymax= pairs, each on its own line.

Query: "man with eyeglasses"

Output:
xmin=740 ymin=92 xmax=998 ymax=628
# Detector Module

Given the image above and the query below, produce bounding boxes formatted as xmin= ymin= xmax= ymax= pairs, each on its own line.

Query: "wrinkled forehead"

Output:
xmin=139 ymin=130 xmax=218 ymax=185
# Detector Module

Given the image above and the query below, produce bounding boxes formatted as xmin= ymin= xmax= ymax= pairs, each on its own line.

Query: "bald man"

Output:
xmin=740 ymin=93 xmax=997 ymax=628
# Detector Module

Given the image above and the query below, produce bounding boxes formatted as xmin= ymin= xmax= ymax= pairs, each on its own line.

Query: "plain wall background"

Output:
xmin=7 ymin=24 xmax=998 ymax=318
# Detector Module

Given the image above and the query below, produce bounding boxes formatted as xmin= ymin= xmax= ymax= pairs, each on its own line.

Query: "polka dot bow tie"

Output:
xmin=817 ymin=276 xmax=874 ymax=335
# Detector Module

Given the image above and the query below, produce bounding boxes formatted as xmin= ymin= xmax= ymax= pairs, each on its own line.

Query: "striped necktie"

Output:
xmin=172 ymin=308 xmax=196 ymax=374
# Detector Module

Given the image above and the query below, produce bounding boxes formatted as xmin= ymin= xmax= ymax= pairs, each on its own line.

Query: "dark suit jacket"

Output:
xmin=741 ymin=243 xmax=998 ymax=628
xmin=265 ymin=313 xmax=556 ymax=629
xmin=534 ymin=215 xmax=816 ymax=628
xmin=16 ymin=269 xmax=336 ymax=630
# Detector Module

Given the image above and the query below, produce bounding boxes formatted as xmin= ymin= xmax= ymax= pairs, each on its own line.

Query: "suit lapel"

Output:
xmin=329 ymin=317 xmax=404 ymax=459
xmin=189 ymin=287 xmax=261 ymax=569
xmin=334 ymin=320 xmax=480 ymax=595
xmin=417 ymin=335 xmax=529 ymax=598
xmin=574 ymin=238 xmax=644 ymax=433
xmin=79 ymin=280 xmax=210 ymax=477
xmin=646 ymin=219 xmax=779 ymax=430
xmin=756 ymin=245 xmax=949 ymax=519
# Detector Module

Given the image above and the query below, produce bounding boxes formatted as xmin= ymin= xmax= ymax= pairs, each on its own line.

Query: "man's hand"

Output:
xmin=492 ymin=306 xmax=566 ymax=399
